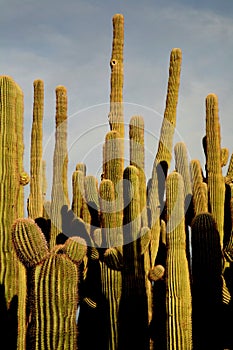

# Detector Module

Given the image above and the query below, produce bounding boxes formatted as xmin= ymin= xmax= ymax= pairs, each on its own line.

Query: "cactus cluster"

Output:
xmin=0 ymin=12 xmax=233 ymax=350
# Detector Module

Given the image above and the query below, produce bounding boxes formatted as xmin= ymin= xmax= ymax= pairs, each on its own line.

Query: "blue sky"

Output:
xmin=1 ymin=0 xmax=233 ymax=202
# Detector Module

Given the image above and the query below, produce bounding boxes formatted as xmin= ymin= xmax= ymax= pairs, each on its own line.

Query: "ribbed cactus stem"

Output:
xmin=206 ymin=93 xmax=225 ymax=247
xmin=174 ymin=142 xmax=192 ymax=201
xmin=155 ymin=48 xmax=182 ymax=169
xmin=109 ymin=13 xmax=124 ymax=139
xmin=190 ymin=159 xmax=208 ymax=215
xmin=28 ymin=79 xmax=44 ymax=219
xmin=0 ymin=76 xmax=20 ymax=297
xmin=15 ymin=82 xmax=28 ymax=217
xmin=165 ymin=172 xmax=192 ymax=350
xmin=84 ymin=175 xmax=99 ymax=210
xmin=129 ymin=115 xmax=147 ymax=227
xmin=98 ymin=179 xmax=122 ymax=350
xmin=31 ymin=253 xmax=78 ymax=350
xmin=50 ymin=86 xmax=69 ymax=247
xmin=99 ymin=179 xmax=117 ymax=247
xmin=62 ymin=236 xmax=87 ymax=264
xmin=103 ymin=130 xmax=124 ymax=241
xmin=72 ymin=170 xmax=85 ymax=218
xmin=0 ymin=76 xmax=28 ymax=350
xmin=12 ymin=218 xmax=49 ymax=267
xmin=220 ymin=147 xmax=229 ymax=167
xmin=76 ymin=162 xmax=87 ymax=175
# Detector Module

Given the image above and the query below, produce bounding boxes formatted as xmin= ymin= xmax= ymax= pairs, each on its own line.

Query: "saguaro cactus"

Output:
xmin=108 ymin=13 xmax=124 ymax=139
xmin=205 ymin=93 xmax=225 ymax=247
xmin=148 ymin=48 xmax=182 ymax=266
xmin=50 ymin=86 xmax=69 ymax=247
xmin=0 ymin=76 xmax=28 ymax=350
xmin=12 ymin=218 xmax=86 ymax=350
xmin=28 ymin=79 xmax=44 ymax=219
xmin=119 ymin=165 xmax=149 ymax=350
xmin=165 ymin=172 xmax=192 ymax=350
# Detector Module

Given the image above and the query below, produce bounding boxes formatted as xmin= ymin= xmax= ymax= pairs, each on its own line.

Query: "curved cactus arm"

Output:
xmin=12 ymin=218 xmax=49 ymax=268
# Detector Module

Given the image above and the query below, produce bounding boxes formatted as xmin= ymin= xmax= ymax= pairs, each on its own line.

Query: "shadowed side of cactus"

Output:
xmin=165 ymin=172 xmax=192 ymax=350
xmin=28 ymin=80 xmax=44 ymax=219
xmin=191 ymin=213 xmax=223 ymax=349
xmin=50 ymin=86 xmax=69 ymax=248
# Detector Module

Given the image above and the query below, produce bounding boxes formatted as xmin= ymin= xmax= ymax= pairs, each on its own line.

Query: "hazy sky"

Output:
xmin=1 ymin=0 xmax=233 ymax=201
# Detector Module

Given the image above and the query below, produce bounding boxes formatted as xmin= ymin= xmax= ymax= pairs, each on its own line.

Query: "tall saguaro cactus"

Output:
xmin=205 ymin=93 xmax=225 ymax=247
xmin=108 ymin=13 xmax=124 ymax=139
xmin=50 ymin=86 xmax=69 ymax=247
xmin=28 ymin=79 xmax=44 ymax=219
xmin=0 ymin=76 xmax=28 ymax=350
xmin=165 ymin=172 xmax=192 ymax=350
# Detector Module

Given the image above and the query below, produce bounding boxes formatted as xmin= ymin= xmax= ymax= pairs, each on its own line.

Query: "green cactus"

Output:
xmin=0 ymin=76 xmax=29 ymax=350
xmin=28 ymin=80 xmax=44 ymax=219
xmin=129 ymin=115 xmax=148 ymax=227
xmin=165 ymin=172 xmax=192 ymax=350
xmin=205 ymin=93 xmax=225 ymax=247
xmin=12 ymin=218 xmax=86 ymax=350
xmin=72 ymin=170 xmax=85 ymax=218
xmin=108 ymin=14 xmax=124 ymax=140
xmin=190 ymin=159 xmax=208 ymax=215
xmin=50 ymin=86 xmax=69 ymax=248
xmin=103 ymin=130 xmax=124 ymax=243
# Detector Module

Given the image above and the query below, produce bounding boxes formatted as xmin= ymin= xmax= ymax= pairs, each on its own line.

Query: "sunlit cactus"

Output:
xmin=165 ymin=172 xmax=192 ymax=350
xmin=205 ymin=93 xmax=225 ymax=247
xmin=50 ymin=86 xmax=69 ymax=247
xmin=109 ymin=13 xmax=124 ymax=139
xmin=28 ymin=79 xmax=44 ymax=219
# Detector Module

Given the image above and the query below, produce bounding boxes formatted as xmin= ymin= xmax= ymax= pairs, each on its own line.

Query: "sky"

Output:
xmin=1 ymin=0 xmax=233 ymax=204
